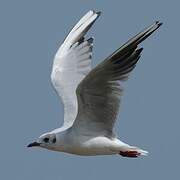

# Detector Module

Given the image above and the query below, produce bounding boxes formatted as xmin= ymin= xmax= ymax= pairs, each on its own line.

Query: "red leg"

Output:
xmin=119 ymin=151 xmax=141 ymax=158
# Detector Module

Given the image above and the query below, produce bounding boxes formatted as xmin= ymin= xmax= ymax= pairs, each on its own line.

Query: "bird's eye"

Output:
xmin=52 ymin=137 xmax=56 ymax=143
xmin=43 ymin=137 xmax=49 ymax=143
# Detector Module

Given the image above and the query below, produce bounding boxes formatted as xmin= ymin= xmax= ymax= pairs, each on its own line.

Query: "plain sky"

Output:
xmin=0 ymin=0 xmax=179 ymax=179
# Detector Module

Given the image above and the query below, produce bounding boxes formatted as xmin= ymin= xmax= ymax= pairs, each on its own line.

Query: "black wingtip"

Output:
xmin=155 ymin=21 xmax=163 ymax=27
xmin=137 ymin=47 xmax=143 ymax=53
xmin=91 ymin=10 xmax=101 ymax=16
xmin=96 ymin=11 xmax=102 ymax=17
xmin=87 ymin=37 xmax=94 ymax=44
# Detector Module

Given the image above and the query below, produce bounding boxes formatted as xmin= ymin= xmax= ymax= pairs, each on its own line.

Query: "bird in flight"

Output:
xmin=27 ymin=10 xmax=162 ymax=158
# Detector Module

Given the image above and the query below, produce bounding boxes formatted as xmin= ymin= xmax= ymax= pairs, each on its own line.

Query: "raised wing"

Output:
xmin=51 ymin=10 xmax=101 ymax=129
xmin=73 ymin=21 xmax=162 ymax=136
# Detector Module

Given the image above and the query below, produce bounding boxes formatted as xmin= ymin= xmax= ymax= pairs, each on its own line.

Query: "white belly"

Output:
xmin=56 ymin=136 xmax=121 ymax=156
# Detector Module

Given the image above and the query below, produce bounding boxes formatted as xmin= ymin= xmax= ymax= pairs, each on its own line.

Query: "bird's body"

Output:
xmin=28 ymin=10 xmax=162 ymax=158
xmin=52 ymin=130 xmax=119 ymax=156
xmin=44 ymin=128 xmax=147 ymax=156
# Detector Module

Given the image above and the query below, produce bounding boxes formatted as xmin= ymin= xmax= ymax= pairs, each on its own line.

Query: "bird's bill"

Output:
xmin=27 ymin=141 xmax=41 ymax=147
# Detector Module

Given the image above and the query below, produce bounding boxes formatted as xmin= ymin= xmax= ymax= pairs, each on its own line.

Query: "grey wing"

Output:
xmin=51 ymin=10 xmax=100 ymax=129
xmin=73 ymin=21 xmax=162 ymax=136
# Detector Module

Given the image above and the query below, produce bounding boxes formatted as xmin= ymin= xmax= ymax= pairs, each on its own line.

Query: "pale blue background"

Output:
xmin=0 ymin=0 xmax=179 ymax=179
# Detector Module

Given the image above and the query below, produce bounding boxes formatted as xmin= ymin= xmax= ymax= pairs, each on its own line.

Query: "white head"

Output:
xmin=27 ymin=133 xmax=57 ymax=150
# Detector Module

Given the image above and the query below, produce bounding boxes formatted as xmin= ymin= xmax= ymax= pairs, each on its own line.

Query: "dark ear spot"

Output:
xmin=43 ymin=137 xmax=49 ymax=143
xmin=52 ymin=137 xmax=56 ymax=143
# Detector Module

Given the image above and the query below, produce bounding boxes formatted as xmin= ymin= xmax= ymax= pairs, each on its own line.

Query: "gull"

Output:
xmin=27 ymin=10 xmax=162 ymax=157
